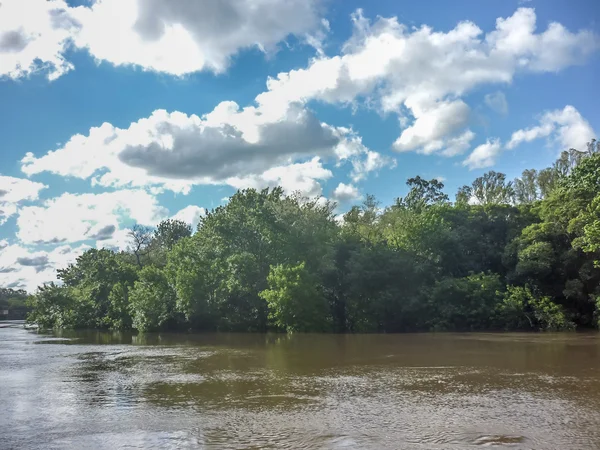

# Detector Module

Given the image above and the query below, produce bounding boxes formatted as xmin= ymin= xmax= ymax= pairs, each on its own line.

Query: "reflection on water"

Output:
xmin=1 ymin=321 xmax=600 ymax=449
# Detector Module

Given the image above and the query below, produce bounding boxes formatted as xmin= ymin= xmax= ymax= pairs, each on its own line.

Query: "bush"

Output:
xmin=498 ymin=285 xmax=574 ymax=331
xmin=130 ymin=267 xmax=177 ymax=332
xmin=260 ymin=262 xmax=330 ymax=332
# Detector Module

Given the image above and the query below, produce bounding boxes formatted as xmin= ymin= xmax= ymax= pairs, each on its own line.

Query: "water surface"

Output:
xmin=2 ymin=321 xmax=600 ymax=449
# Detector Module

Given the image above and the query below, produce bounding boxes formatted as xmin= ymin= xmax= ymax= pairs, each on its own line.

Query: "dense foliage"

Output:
xmin=0 ymin=288 xmax=29 ymax=319
xmin=25 ymin=141 xmax=600 ymax=333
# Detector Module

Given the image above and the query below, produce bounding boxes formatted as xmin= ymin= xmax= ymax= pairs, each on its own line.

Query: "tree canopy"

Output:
xmin=23 ymin=142 xmax=600 ymax=333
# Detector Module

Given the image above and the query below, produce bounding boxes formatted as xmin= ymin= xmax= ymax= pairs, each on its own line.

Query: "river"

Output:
xmin=1 ymin=321 xmax=600 ymax=449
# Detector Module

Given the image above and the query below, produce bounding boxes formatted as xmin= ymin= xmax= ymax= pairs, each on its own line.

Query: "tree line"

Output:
xmin=27 ymin=141 xmax=600 ymax=333
xmin=0 ymin=288 xmax=28 ymax=319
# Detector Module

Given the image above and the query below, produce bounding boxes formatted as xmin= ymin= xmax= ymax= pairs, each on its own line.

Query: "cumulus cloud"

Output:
xmin=227 ymin=157 xmax=332 ymax=198
xmin=349 ymin=149 xmax=396 ymax=182
xmin=463 ymin=139 xmax=502 ymax=169
xmin=440 ymin=130 xmax=477 ymax=157
xmin=21 ymin=100 xmax=387 ymax=196
xmin=331 ymin=182 xmax=362 ymax=203
xmin=0 ymin=0 xmax=78 ymax=80
xmin=0 ymin=176 xmax=47 ymax=203
xmin=71 ymin=0 xmax=325 ymax=74
xmin=484 ymin=91 xmax=508 ymax=115
xmin=507 ymin=105 xmax=596 ymax=151
xmin=0 ymin=243 xmax=90 ymax=291
xmin=19 ymin=105 xmax=336 ymax=193
xmin=0 ymin=176 xmax=47 ymax=225
xmin=172 ymin=205 xmax=206 ymax=231
xmin=1 ymin=0 xmax=325 ymax=80
xmin=117 ymin=105 xmax=338 ymax=181
xmin=393 ymin=100 xmax=471 ymax=154
xmin=486 ymin=8 xmax=598 ymax=72
xmin=16 ymin=190 xmax=168 ymax=245
xmin=16 ymin=7 xmax=595 ymax=197
xmin=332 ymin=130 xmax=396 ymax=181
xmin=254 ymin=7 xmax=597 ymax=155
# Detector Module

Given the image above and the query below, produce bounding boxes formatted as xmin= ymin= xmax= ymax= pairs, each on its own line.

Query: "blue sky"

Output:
xmin=0 ymin=0 xmax=598 ymax=290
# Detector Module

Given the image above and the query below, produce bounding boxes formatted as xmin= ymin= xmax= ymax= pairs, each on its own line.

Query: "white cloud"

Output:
xmin=440 ymin=130 xmax=477 ymax=157
xmin=484 ymin=91 xmax=508 ymax=115
xmin=393 ymin=100 xmax=471 ymax=154
xmin=7 ymin=5 xmax=598 ymax=231
xmin=21 ymin=98 xmax=389 ymax=195
xmin=486 ymin=8 xmax=598 ymax=72
xmin=171 ymin=205 xmax=206 ymax=231
xmin=16 ymin=190 xmax=168 ymax=245
xmin=0 ymin=242 xmax=90 ymax=292
xmin=331 ymin=182 xmax=362 ymax=203
xmin=463 ymin=139 xmax=502 ymax=169
xmin=0 ymin=203 xmax=18 ymax=226
xmin=0 ymin=176 xmax=48 ymax=203
xmin=21 ymin=105 xmax=340 ymax=192
xmin=72 ymin=0 xmax=325 ymax=75
xmin=1 ymin=0 xmax=325 ymax=80
xmin=0 ymin=0 xmax=78 ymax=80
xmin=15 ymin=7 xmax=594 ymax=199
xmin=507 ymin=123 xmax=554 ymax=149
xmin=507 ymin=105 xmax=596 ymax=151
xmin=332 ymin=130 xmax=396 ymax=181
xmin=0 ymin=176 xmax=47 ymax=224
xmin=98 ymin=228 xmax=131 ymax=252
xmin=254 ymin=8 xmax=597 ymax=155
xmin=227 ymin=157 xmax=332 ymax=198
xmin=349 ymin=149 xmax=396 ymax=182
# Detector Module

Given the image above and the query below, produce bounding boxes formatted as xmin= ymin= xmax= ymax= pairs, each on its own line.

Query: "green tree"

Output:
xmin=426 ymin=273 xmax=504 ymax=331
xmin=260 ymin=262 xmax=330 ymax=332
xmin=574 ymin=194 xmax=600 ymax=267
xmin=0 ymin=288 xmax=29 ymax=319
xmin=26 ymin=283 xmax=88 ymax=329
xmin=455 ymin=185 xmax=472 ymax=205
xmin=166 ymin=236 xmax=217 ymax=328
xmin=497 ymin=286 xmax=574 ymax=331
xmin=56 ymin=248 xmax=138 ymax=329
xmin=130 ymin=266 xmax=177 ymax=332
xmin=537 ymin=167 xmax=559 ymax=199
xmin=342 ymin=195 xmax=381 ymax=244
xmin=472 ymin=171 xmax=514 ymax=205
xmin=514 ymin=169 xmax=539 ymax=204
xmin=397 ymin=176 xmax=449 ymax=211
xmin=154 ymin=219 xmax=192 ymax=251
xmin=24 ymin=141 xmax=600 ymax=334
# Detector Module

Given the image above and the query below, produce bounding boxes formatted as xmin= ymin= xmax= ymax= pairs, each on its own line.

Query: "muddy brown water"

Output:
xmin=1 ymin=321 xmax=600 ymax=449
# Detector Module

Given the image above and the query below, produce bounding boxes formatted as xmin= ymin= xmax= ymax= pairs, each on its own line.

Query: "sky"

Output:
xmin=0 ymin=0 xmax=598 ymax=291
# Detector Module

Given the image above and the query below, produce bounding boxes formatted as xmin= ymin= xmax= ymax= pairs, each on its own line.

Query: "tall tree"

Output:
xmin=455 ymin=185 xmax=472 ymax=206
xmin=514 ymin=169 xmax=539 ymax=204
xmin=128 ymin=224 xmax=153 ymax=268
xmin=472 ymin=171 xmax=514 ymax=205
xmin=397 ymin=176 xmax=449 ymax=211
xmin=537 ymin=168 xmax=559 ymax=199
xmin=154 ymin=219 xmax=192 ymax=251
